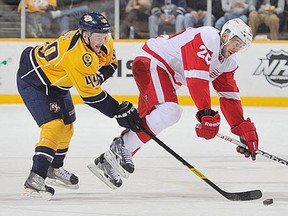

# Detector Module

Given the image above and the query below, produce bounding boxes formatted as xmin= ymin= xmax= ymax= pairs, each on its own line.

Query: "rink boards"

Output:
xmin=0 ymin=39 xmax=287 ymax=106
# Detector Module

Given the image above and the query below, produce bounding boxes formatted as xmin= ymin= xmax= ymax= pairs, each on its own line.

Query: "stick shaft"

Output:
xmin=141 ymin=127 xmax=262 ymax=201
xmin=217 ymin=133 xmax=288 ymax=166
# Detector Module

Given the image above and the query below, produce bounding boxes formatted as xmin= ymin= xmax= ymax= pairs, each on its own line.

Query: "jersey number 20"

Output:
xmin=197 ymin=45 xmax=211 ymax=65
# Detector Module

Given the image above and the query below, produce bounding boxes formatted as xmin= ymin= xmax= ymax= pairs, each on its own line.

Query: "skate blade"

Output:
xmin=22 ymin=188 xmax=53 ymax=201
xmin=87 ymin=163 xmax=118 ymax=190
xmin=104 ymin=151 xmax=130 ymax=179
xmin=46 ymin=178 xmax=79 ymax=190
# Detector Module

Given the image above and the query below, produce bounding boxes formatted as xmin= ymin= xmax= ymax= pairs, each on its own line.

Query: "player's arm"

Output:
xmin=97 ymin=63 xmax=117 ymax=85
xmin=212 ymin=71 xmax=244 ymax=126
xmin=82 ymin=91 xmax=141 ymax=132
xmin=212 ymin=72 xmax=258 ymax=160
xmin=97 ymin=40 xmax=118 ymax=84
xmin=181 ymin=33 xmax=220 ymax=140
xmin=69 ymin=64 xmax=141 ymax=132
xmin=181 ymin=33 xmax=212 ymax=110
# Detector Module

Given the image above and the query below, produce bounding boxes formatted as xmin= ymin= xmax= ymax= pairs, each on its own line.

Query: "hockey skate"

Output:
xmin=22 ymin=172 xmax=55 ymax=201
xmin=104 ymin=136 xmax=135 ymax=178
xmin=46 ymin=166 xmax=79 ymax=189
xmin=88 ymin=153 xmax=122 ymax=190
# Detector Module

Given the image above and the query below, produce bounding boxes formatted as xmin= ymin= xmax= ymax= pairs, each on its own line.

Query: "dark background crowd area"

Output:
xmin=1 ymin=0 xmax=288 ymax=40
xmin=0 ymin=0 xmax=116 ymax=38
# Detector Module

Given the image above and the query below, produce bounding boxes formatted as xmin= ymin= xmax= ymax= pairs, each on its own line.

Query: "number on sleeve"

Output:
xmin=197 ymin=45 xmax=212 ymax=65
xmin=38 ymin=41 xmax=59 ymax=62
xmin=85 ymin=74 xmax=100 ymax=88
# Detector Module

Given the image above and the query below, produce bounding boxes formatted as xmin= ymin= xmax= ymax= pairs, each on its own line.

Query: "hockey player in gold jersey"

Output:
xmin=17 ymin=11 xmax=142 ymax=200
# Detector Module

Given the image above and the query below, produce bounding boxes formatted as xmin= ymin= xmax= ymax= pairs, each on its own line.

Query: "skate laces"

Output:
xmin=102 ymin=160 xmax=121 ymax=182
xmin=112 ymin=137 xmax=133 ymax=165
xmin=120 ymin=144 xmax=133 ymax=165
xmin=54 ymin=167 xmax=72 ymax=181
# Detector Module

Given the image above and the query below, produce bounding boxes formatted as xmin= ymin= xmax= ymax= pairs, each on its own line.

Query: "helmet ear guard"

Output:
xmin=79 ymin=11 xmax=110 ymax=35
xmin=220 ymin=18 xmax=253 ymax=50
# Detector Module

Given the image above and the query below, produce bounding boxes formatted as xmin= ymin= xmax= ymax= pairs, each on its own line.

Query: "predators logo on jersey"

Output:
xmin=83 ymin=53 xmax=93 ymax=66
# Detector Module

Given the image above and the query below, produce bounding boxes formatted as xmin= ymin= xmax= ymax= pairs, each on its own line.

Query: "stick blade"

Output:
xmin=224 ymin=189 xmax=262 ymax=201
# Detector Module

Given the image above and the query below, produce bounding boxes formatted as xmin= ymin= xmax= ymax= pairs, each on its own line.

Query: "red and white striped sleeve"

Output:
xmin=212 ymin=71 xmax=245 ymax=127
xmin=181 ymin=32 xmax=213 ymax=111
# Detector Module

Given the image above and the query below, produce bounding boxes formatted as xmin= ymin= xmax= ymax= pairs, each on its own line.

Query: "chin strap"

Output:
xmin=218 ymin=44 xmax=225 ymax=62
xmin=86 ymin=38 xmax=94 ymax=51
xmin=219 ymin=31 xmax=230 ymax=58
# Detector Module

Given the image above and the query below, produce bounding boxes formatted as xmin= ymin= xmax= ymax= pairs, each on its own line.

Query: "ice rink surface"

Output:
xmin=0 ymin=104 xmax=287 ymax=216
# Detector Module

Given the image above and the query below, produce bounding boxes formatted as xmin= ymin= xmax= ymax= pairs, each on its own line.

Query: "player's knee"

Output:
xmin=58 ymin=123 xmax=74 ymax=149
xmin=146 ymin=102 xmax=182 ymax=134
xmin=159 ymin=102 xmax=182 ymax=125
xmin=38 ymin=119 xmax=71 ymax=149
xmin=132 ymin=57 xmax=150 ymax=80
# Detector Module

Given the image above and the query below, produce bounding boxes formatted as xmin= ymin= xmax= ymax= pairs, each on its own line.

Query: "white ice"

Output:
xmin=0 ymin=104 xmax=287 ymax=216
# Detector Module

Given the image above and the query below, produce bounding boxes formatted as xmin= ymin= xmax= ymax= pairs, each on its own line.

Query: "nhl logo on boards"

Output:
xmin=82 ymin=53 xmax=93 ymax=66
xmin=253 ymin=50 xmax=288 ymax=88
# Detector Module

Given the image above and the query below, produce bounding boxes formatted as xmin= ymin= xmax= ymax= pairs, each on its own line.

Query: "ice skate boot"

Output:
xmin=23 ymin=172 xmax=55 ymax=200
xmin=104 ymin=136 xmax=135 ymax=178
xmin=88 ymin=153 xmax=122 ymax=190
xmin=46 ymin=166 xmax=79 ymax=189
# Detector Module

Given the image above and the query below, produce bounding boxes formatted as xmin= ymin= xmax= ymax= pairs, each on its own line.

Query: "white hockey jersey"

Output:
xmin=140 ymin=26 xmax=245 ymax=127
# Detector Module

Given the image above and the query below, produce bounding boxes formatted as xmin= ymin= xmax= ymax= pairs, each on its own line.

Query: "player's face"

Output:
xmin=89 ymin=33 xmax=107 ymax=53
xmin=221 ymin=36 xmax=246 ymax=58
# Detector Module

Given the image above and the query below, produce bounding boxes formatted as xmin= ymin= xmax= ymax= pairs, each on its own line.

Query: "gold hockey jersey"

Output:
xmin=32 ymin=30 xmax=117 ymax=98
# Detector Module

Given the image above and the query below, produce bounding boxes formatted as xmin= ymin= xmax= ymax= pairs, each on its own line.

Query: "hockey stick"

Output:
xmin=217 ymin=133 xmax=288 ymax=166
xmin=140 ymin=126 xmax=262 ymax=201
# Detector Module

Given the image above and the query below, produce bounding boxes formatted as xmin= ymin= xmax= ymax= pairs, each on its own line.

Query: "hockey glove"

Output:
xmin=231 ymin=118 xmax=258 ymax=160
xmin=114 ymin=101 xmax=142 ymax=132
xmin=195 ymin=109 xmax=220 ymax=140
xmin=236 ymin=137 xmax=254 ymax=159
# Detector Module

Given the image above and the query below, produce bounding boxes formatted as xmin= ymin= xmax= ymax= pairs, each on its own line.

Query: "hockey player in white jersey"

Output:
xmin=88 ymin=18 xmax=259 ymax=189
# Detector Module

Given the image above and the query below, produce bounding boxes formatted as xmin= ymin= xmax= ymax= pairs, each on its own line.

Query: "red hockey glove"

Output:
xmin=236 ymin=137 xmax=254 ymax=159
xmin=195 ymin=109 xmax=221 ymax=140
xmin=231 ymin=118 xmax=259 ymax=160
